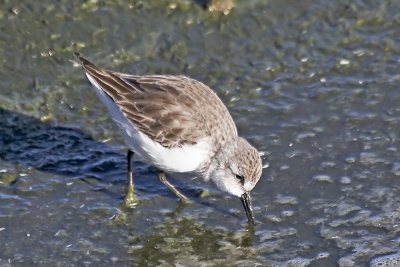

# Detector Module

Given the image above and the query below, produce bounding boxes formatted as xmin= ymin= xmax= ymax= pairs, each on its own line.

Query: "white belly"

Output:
xmin=86 ymin=74 xmax=211 ymax=173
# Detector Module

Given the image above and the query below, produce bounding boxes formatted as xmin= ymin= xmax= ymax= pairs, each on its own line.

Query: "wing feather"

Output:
xmin=75 ymin=53 xmax=238 ymax=149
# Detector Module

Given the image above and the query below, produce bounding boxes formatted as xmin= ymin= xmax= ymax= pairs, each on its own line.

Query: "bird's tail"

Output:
xmin=74 ymin=52 xmax=95 ymax=67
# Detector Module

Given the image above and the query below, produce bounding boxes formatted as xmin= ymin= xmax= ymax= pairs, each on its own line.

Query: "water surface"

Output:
xmin=0 ymin=1 xmax=399 ymax=266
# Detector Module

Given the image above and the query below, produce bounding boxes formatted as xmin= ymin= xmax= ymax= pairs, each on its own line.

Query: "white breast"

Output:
xmin=86 ymin=74 xmax=212 ymax=173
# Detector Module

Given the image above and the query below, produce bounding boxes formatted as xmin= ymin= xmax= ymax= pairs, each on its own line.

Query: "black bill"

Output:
xmin=240 ymin=192 xmax=254 ymax=224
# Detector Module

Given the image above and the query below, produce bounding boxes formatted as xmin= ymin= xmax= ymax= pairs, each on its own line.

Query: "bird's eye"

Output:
xmin=235 ymin=174 xmax=245 ymax=185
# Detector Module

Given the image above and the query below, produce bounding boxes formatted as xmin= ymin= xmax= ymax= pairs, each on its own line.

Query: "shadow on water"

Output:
xmin=0 ymin=108 xmax=124 ymax=179
xmin=0 ymin=108 xmax=243 ymax=220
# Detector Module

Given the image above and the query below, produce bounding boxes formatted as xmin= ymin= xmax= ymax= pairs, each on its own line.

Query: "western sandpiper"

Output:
xmin=75 ymin=52 xmax=262 ymax=223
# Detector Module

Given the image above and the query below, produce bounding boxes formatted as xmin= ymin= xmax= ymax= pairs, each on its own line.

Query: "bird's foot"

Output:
xmin=123 ymin=183 xmax=139 ymax=208
xmin=179 ymin=194 xmax=192 ymax=204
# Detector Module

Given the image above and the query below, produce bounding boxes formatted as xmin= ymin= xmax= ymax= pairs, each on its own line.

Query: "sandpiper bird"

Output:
xmin=75 ymin=52 xmax=262 ymax=223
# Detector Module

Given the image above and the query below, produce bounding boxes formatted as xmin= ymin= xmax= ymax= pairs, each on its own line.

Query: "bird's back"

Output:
xmin=76 ymin=53 xmax=238 ymax=170
xmin=76 ymin=53 xmax=237 ymax=151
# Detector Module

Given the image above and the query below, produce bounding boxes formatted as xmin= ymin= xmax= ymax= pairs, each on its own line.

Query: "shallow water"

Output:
xmin=1 ymin=0 xmax=399 ymax=266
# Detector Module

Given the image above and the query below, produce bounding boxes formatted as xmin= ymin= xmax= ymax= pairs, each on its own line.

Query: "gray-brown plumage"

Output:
xmin=75 ymin=52 xmax=262 ymax=224
xmin=75 ymin=53 xmax=236 ymax=152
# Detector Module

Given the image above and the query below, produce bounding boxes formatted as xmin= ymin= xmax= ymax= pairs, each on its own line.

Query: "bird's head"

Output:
xmin=209 ymin=137 xmax=262 ymax=224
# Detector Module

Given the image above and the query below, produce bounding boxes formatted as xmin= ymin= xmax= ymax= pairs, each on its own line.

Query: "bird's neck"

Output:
xmin=201 ymin=136 xmax=239 ymax=181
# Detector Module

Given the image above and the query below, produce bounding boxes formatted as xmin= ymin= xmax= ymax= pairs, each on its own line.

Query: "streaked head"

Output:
xmin=209 ymin=137 xmax=262 ymax=224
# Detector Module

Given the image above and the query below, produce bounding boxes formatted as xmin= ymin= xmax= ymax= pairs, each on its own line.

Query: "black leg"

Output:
xmin=127 ymin=150 xmax=134 ymax=187
xmin=123 ymin=150 xmax=138 ymax=207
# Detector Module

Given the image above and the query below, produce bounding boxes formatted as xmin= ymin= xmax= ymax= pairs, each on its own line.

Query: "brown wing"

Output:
xmin=75 ymin=52 xmax=237 ymax=149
